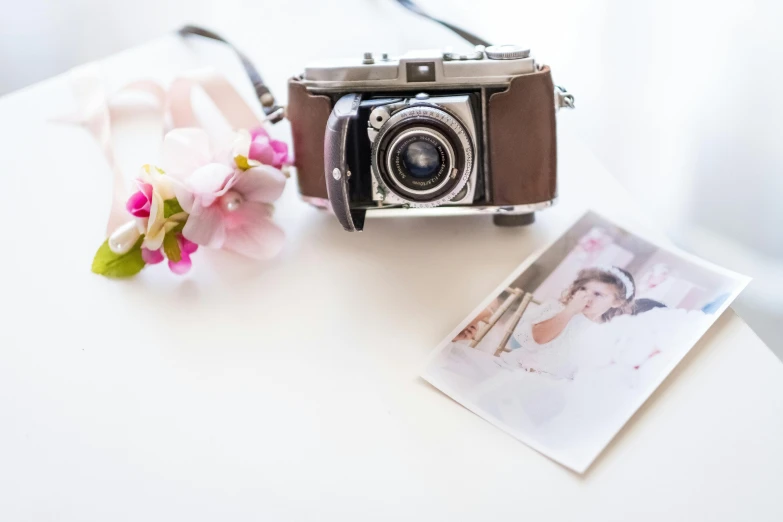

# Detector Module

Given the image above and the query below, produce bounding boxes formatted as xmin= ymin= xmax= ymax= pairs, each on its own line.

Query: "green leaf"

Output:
xmin=163 ymin=198 xmax=184 ymax=218
xmin=163 ymin=232 xmax=182 ymax=262
xmin=91 ymin=236 xmax=146 ymax=278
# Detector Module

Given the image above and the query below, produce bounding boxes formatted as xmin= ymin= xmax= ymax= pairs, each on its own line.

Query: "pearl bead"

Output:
xmin=108 ymin=220 xmax=142 ymax=254
xmin=220 ymin=190 xmax=243 ymax=212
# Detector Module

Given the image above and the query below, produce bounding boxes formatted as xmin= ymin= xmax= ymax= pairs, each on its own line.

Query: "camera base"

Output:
xmin=493 ymin=213 xmax=535 ymax=227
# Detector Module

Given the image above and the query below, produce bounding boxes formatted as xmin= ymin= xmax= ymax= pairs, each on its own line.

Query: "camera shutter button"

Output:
xmin=485 ymin=44 xmax=530 ymax=60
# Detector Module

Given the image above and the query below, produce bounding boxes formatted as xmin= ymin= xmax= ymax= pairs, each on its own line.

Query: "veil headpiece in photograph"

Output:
xmin=595 ymin=265 xmax=635 ymax=299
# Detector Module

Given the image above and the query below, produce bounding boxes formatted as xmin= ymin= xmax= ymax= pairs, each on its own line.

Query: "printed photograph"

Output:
xmin=422 ymin=211 xmax=749 ymax=472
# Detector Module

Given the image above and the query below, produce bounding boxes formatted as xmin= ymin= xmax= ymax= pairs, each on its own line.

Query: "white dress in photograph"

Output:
xmin=586 ymin=306 xmax=712 ymax=390
xmin=498 ymin=300 xmax=611 ymax=380
xmin=424 ymin=301 xmax=714 ymax=464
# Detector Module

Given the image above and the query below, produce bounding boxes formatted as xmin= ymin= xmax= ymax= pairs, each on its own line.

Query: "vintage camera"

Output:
xmin=287 ymin=44 xmax=566 ymax=231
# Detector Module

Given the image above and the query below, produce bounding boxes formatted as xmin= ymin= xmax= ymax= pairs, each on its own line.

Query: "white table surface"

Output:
xmin=1 ymin=36 xmax=781 ymax=522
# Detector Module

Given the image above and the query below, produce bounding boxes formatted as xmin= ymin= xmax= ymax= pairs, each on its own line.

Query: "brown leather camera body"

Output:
xmin=287 ymin=66 xmax=557 ymax=210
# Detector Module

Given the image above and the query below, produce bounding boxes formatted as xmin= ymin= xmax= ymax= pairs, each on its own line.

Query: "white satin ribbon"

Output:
xmin=64 ymin=63 xmax=265 ymax=236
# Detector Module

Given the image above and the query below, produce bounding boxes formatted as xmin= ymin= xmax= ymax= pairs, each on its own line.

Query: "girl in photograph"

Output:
xmin=497 ymin=266 xmax=636 ymax=379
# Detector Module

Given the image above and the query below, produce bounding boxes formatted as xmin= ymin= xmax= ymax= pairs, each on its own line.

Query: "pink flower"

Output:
xmin=578 ymin=227 xmax=612 ymax=253
xmin=161 ymin=128 xmax=286 ymax=260
xmin=248 ymin=126 xmax=290 ymax=169
xmin=168 ymin=235 xmax=199 ymax=274
xmin=126 ymin=181 xmax=153 ymax=218
xmin=141 ymin=247 xmax=164 ymax=264
xmin=141 ymin=234 xmax=199 ymax=275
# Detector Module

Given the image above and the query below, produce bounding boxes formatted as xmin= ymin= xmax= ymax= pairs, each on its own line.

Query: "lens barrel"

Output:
xmin=371 ymin=104 xmax=473 ymax=207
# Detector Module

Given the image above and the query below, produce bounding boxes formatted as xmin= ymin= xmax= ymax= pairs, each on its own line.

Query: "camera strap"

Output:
xmin=178 ymin=25 xmax=286 ymax=123
xmin=393 ymin=0 xmax=492 ymax=47
xmin=396 ymin=0 xmax=574 ymax=109
xmin=179 ymin=2 xmax=493 ymax=124
xmin=180 ymin=2 xmax=573 ymax=122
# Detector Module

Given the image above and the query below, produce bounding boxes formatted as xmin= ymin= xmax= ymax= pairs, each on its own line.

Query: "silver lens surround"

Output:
xmin=385 ymin=127 xmax=455 ymax=195
xmin=371 ymin=104 xmax=474 ymax=208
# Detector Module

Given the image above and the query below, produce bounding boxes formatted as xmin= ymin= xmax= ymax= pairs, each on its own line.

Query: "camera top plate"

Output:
xmin=301 ymin=47 xmax=536 ymax=92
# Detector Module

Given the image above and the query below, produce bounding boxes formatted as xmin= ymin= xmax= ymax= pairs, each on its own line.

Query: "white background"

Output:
xmin=1 ymin=24 xmax=782 ymax=521
xmin=1 ymin=0 xmax=780 ymax=357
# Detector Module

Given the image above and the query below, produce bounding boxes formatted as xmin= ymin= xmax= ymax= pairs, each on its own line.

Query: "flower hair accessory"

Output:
xmin=93 ymin=127 xmax=290 ymax=277
xmin=69 ymin=65 xmax=291 ymax=278
xmin=595 ymin=265 xmax=635 ymax=300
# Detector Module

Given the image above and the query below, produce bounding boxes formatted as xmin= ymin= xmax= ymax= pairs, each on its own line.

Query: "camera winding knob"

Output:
xmin=485 ymin=44 xmax=530 ymax=60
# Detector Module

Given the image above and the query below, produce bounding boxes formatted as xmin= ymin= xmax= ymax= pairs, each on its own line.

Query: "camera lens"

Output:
xmin=401 ymin=139 xmax=441 ymax=178
xmin=372 ymin=104 xmax=474 ymax=206
xmin=385 ymin=125 xmax=454 ymax=197
xmin=385 ymin=128 xmax=453 ymax=195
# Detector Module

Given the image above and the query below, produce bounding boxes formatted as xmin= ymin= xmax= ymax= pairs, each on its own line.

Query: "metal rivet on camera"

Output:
xmin=362 ymin=52 xmax=374 ymax=64
xmin=332 ymin=168 xmax=341 ymax=180
xmin=260 ymin=93 xmax=275 ymax=107
xmin=415 ymin=93 xmax=429 ymax=100
xmin=369 ymin=107 xmax=390 ymax=129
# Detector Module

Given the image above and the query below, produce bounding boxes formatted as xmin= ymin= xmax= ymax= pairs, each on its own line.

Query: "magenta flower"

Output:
xmin=162 ymin=128 xmax=286 ymax=260
xmin=168 ymin=235 xmax=199 ymax=274
xmin=126 ymin=181 xmax=153 ymax=218
xmin=248 ymin=126 xmax=290 ymax=169
xmin=141 ymin=234 xmax=199 ymax=275
xmin=141 ymin=247 xmax=164 ymax=264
